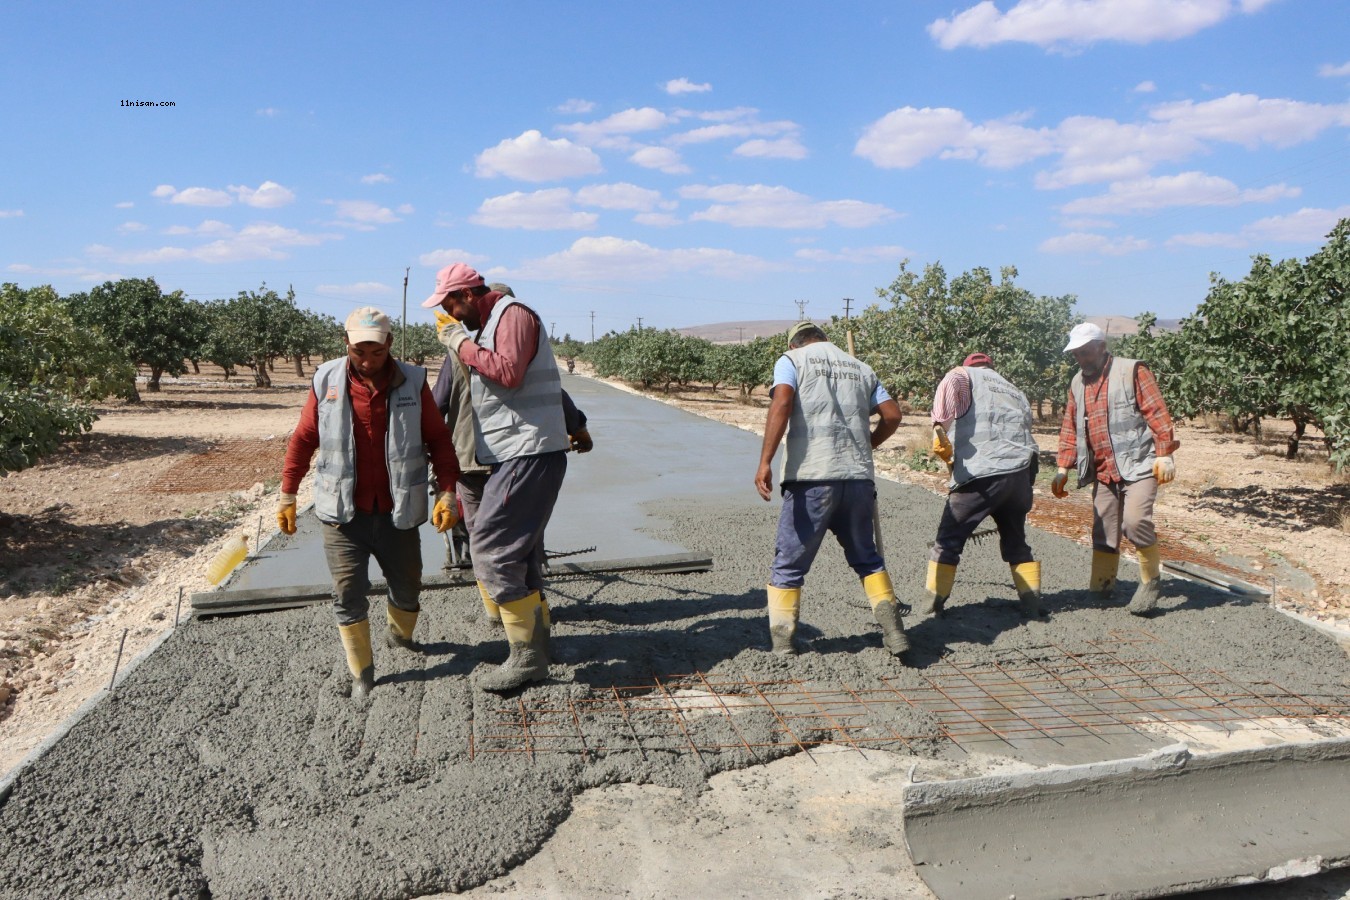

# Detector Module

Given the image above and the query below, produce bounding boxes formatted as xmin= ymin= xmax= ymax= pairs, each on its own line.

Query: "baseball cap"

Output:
xmin=786 ymin=321 xmax=818 ymax=344
xmin=422 ymin=263 xmax=485 ymax=308
xmin=486 ymin=282 xmax=516 ymax=298
xmin=1063 ymin=322 xmax=1107 ymax=352
xmin=345 ymin=307 xmax=392 ymax=344
xmin=963 ymin=352 xmax=993 ymax=368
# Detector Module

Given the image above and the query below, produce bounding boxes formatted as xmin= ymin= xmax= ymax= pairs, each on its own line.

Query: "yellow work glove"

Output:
xmin=432 ymin=491 xmax=458 ymax=533
xmin=1050 ymin=468 xmax=1070 ymax=499
xmin=569 ymin=428 xmax=593 ymax=453
xmin=1153 ymin=456 xmax=1176 ymax=484
xmin=277 ymin=492 xmax=297 ymax=535
xmin=931 ymin=425 xmax=954 ymax=466
xmin=433 ymin=309 xmax=459 ymax=335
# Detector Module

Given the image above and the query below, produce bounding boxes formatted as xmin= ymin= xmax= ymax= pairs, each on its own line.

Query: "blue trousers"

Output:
xmin=770 ymin=480 xmax=884 ymax=589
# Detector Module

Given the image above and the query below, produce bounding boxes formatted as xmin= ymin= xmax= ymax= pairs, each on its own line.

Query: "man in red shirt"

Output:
xmin=1051 ymin=323 xmax=1179 ymax=615
xmin=276 ymin=306 xmax=461 ymax=698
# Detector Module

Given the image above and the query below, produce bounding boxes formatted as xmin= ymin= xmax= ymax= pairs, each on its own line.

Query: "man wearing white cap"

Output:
xmin=1051 ymin=322 xmax=1179 ymax=615
xmin=277 ymin=306 xmax=462 ymax=698
xmin=423 ymin=264 xmax=572 ymax=692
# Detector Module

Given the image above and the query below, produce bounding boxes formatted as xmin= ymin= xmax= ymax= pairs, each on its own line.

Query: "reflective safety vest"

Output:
xmin=780 ymin=341 xmax=877 ymax=483
xmin=469 ymin=298 xmax=569 ymax=464
xmin=1070 ymin=356 xmax=1155 ymax=486
xmin=311 ymin=357 xmax=429 ymax=529
xmin=949 ymin=366 xmax=1036 ymax=489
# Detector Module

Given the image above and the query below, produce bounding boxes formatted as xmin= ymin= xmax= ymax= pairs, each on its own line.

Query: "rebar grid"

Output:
xmin=471 ymin=631 xmax=1350 ymax=759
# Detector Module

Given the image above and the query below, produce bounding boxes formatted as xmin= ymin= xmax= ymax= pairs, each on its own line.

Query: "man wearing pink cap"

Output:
xmin=923 ymin=352 xmax=1042 ymax=619
xmin=423 ymin=264 xmax=570 ymax=692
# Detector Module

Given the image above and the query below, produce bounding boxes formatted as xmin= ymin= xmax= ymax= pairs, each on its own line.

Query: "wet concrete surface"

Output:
xmin=2 ymin=380 xmax=1349 ymax=898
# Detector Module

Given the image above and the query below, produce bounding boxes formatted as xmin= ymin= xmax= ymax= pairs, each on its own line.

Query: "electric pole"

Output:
xmin=636 ymin=317 xmax=643 ymax=331
xmin=795 ymin=299 xmax=807 ymax=320
xmin=590 ymin=311 xmax=595 ymax=342
xmin=737 ymin=326 xmax=744 ymax=344
xmin=550 ymin=322 xmax=556 ymax=340
xmin=400 ymin=267 xmax=409 ymax=359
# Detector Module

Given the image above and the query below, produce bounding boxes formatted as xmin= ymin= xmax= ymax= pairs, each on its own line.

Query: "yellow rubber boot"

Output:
xmin=477 ymin=591 xmax=550 ymax=692
xmin=1011 ymin=561 xmax=1045 ymax=618
xmin=386 ymin=604 xmax=419 ymax=650
xmin=477 ymin=581 xmax=502 ymax=623
xmin=862 ymin=571 xmax=909 ymax=657
xmin=1127 ymin=545 xmax=1163 ymax=616
xmin=1090 ymin=550 xmax=1120 ymax=599
xmin=920 ymin=561 xmax=957 ymax=617
xmin=766 ymin=585 xmax=801 ymax=655
xmin=337 ymin=620 xmax=375 ymax=698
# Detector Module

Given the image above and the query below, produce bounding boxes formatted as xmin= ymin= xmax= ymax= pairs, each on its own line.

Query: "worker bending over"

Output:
xmin=754 ymin=322 xmax=907 ymax=658
xmin=277 ymin=307 xmax=460 ymax=698
xmin=1051 ymin=323 xmax=1179 ymax=615
xmin=925 ymin=353 xmax=1042 ymax=618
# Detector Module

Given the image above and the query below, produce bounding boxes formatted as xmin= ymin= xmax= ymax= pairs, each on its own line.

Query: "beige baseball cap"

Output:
xmin=345 ymin=306 xmax=392 ymax=344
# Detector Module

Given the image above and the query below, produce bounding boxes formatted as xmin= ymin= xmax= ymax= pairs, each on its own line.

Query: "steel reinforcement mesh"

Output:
xmin=473 ymin=630 xmax=1350 ymax=760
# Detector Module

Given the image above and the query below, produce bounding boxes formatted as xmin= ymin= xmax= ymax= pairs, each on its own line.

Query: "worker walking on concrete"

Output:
xmin=431 ymin=280 xmax=592 ymax=626
xmin=277 ymin=307 xmax=461 ymax=698
xmin=754 ymin=322 xmax=907 ymax=657
xmin=423 ymin=264 xmax=573 ymax=692
xmin=924 ymin=353 xmax=1043 ymax=618
xmin=1051 ymin=323 xmax=1179 ymax=615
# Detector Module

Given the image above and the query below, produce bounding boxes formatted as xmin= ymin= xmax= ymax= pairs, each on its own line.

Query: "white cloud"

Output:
xmin=928 ymin=0 xmax=1276 ymax=51
xmin=170 ymin=187 xmax=234 ymax=207
xmin=574 ymin=183 xmax=669 ymax=212
xmin=559 ymin=108 xmax=677 ymax=146
xmin=116 ymin=221 xmax=147 ymax=234
xmin=1060 ymin=171 xmax=1299 ymax=215
xmin=1134 ymin=81 xmax=1157 ymax=93
xmin=555 ymin=98 xmax=596 ymax=115
xmin=471 ymin=189 xmax=599 ymax=230
xmin=315 ymin=282 xmax=395 ymax=297
xmin=163 ymin=219 xmax=233 ymax=236
xmin=668 ymin=119 xmax=799 ymax=146
xmin=1039 ymin=232 xmax=1150 ymax=255
xmin=475 ymin=130 xmax=603 ymax=182
xmin=1149 ymin=93 xmax=1350 ymax=148
xmin=507 ymin=236 xmax=783 ymax=283
xmin=692 ymin=107 xmax=760 ymax=123
xmin=665 ymin=77 xmax=712 ymax=95
xmin=88 ymin=222 xmax=337 ymax=265
xmin=115 ymin=201 xmax=134 ymax=209
xmin=361 ymin=173 xmax=393 ymax=184
xmin=257 ymin=107 xmax=280 ymax=117
xmin=682 ymin=184 xmax=897 ymax=229
xmin=1169 ymin=204 xmax=1350 ymax=247
xmin=7 ymin=262 xmax=121 ymax=282
xmin=151 ymin=184 xmax=176 ymax=198
xmin=795 ymin=245 xmax=911 ymax=263
xmin=629 ymin=146 xmax=690 ymax=174
xmin=734 ymin=138 xmax=808 ymax=160
xmin=0 ymin=209 xmax=24 ymax=218
xmin=633 ymin=212 xmax=680 ymax=227
xmin=330 ymin=200 xmax=405 ymax=229
xmin=1318 ymin=61 xmax=1350 ymax=78
xmin=419 ymin=249 xmax=487 ymax=268
xmin=230 ymin=180 xmax=296 ymax=208
xmin=855 ymin=106 xmax=1054 ymax=169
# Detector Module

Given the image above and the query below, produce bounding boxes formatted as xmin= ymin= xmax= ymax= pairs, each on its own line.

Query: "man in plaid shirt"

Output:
xmin=1051 ymin=323 xmax=1179 ymax=615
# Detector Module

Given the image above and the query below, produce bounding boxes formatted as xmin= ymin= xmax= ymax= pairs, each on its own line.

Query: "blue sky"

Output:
xmin=3 ymin=0 xmax=1348 ymax=337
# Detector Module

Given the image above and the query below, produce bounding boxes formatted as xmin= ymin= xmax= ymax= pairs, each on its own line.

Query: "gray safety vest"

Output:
xmin=780 ymin=341 xmax=877 ymax=483
xmin=311 ymin=357 xmax=429 ymax=529
xmin=440 ymin=353 xmax=489 ymax=476
xmin=1070 ymin=356 xmax=1156 ymax=486
xmin=949 ymin=366 xmax=1036 ymax=489
xmin=469 ymin=297 xmax=569 ymax=464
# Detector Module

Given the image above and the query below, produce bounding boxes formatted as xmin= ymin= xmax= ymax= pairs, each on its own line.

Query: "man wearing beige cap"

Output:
xmin=1051 ymin=322 xmax=1179 ymax=615
xmin=277 ymin=306 xmax=462 ymax=698
xmin=424 ymin=264 xmax=573 ymax=692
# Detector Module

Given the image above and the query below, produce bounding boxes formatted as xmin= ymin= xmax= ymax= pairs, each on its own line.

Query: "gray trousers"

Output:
xmin=931 ymin=466 xmax=1035 ymax=567
xmin=1092 ymin=477 xmax=1158 ymax=553
xmin=469 ymin=451 xmax=568 ymax=605
xmin=321 ymin=511 xmax=423 ymax=626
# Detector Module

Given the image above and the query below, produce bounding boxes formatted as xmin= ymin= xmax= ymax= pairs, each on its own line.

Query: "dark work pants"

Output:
xmin=931 ymin=466 xmax=1035 ymax=567
xmin=470 ymin=451 xmax=568 ymax=605
xmin=770 ymin=480 xmax=884 ymax=589
xmin=321 ymin=511 xmax=423 ymax=626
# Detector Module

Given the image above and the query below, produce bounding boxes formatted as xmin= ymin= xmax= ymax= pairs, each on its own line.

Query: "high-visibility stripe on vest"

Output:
xmin=1070 ymin=356 xmax=1155 ymax=486
xmin=469 ymin=298 xmax=569 ymax=464
xmin=311 ymin=357 xmax=429 ymax=529
xmin=780 ymin=341 xmax=877 ymax=482
xmin=949 ymin=366 xmax=1036 ymax=489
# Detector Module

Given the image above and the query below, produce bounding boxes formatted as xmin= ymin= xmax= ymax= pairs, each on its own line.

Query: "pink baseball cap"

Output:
xmin=422 ymin=263 xmax=485 ymax=308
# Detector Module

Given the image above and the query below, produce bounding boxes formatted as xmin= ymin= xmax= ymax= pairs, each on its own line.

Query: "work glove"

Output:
xmin=569 ymin=428 xmax=593 ymax=453
xmin=277 ymin=492 xmax=297 ymax=535
xmin=1050 ymin=468 xmax=1070 ymax=499
xmin=1153 ymin=456 xmax=1176 ymax=484
xmin=434 ymin=311 xmax=471 ymax=355
xmin=432 ymin=491 xmax=459 ymax=533
xmin=930 ymin=425 xmax=954 ymax=466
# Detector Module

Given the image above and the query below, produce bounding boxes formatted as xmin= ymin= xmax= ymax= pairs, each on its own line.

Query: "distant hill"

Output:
xmin=677 ymin=316 xmax=1180 ymax=344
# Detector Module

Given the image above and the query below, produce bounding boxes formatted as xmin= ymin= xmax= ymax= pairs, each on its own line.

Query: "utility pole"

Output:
xmin=400 ymin=267 xmax=409 ymax=359
xmin=550 ymin=322 xmax=556 ymax=340
xmin=737 ymin=326 xmax=744 ymax=344
xmin=843 ymin=297 xmax=853 ymax=322
xmin=844 ymin=298 xmax=856 ymax=356
xmin=590 ymin=310 xmax=595 ymax=342
xmin=795 ymin=299 xmax=807 ymax=320
xmin=636 ymin=317 xmax=643 ymax=331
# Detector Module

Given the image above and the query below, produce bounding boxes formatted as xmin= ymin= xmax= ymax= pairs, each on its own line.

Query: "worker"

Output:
xmin=1050 ymin=322 xmax=1179 ymax=615
xmin=754 ymin=322 xmax=907 ymax=658
xmin=423 ymin=264 xmax=574 ymax=691
xmin=276 ymin=306 xmax=460 ymax=698
xmin=430 ymin=280 xmax=592 ymax=625
xmin=924 ymin=352 xmax=1043 ymax=618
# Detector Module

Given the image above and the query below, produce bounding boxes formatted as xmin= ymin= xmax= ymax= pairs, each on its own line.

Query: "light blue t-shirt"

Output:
xmin=772 ymin=355 xmax=890 ymax=409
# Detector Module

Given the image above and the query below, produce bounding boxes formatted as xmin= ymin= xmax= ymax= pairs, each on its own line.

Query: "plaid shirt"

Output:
xmin=1056 ymin=356 xmax=1178 ymax=483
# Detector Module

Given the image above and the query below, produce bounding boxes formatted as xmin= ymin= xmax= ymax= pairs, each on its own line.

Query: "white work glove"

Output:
xmin=1153 ymin=456 xmax=1176 ymax=484
xmin=276 ymin=492 xmax=297 ymax=535
xmin=1050 ymin=468 xmax=1070 ymax=499
xmin=432 ymin=491 xmax=459 ymax=533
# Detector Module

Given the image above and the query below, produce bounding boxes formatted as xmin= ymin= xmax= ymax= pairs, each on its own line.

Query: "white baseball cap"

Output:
xmin=345 ymin=306 xmax=392 ymax=344
xmin=1064 ymin=322 xmax=1107 ymax=352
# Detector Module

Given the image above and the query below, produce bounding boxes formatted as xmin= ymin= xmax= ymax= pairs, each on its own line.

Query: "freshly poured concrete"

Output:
xmin=2 ymin=380 xmax=1349 ymax=899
